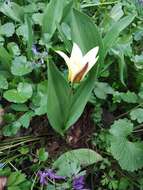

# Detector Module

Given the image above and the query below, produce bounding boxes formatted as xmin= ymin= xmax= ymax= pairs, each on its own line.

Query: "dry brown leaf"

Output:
xmin=0 ymin=176 xmax=7 ymax=190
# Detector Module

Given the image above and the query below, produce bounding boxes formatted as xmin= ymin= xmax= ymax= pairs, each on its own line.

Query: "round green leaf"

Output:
xmin=11 ymin=56 xmax=33 ymax=76
xmin=130 ymin=108 xmax=143 ymax=123
xmin=53 ymin=148 xmax=102 ymax=177
xmin=0 ymin=22 xmax=15 ymax=37
xmin=17 ymin=82 xmax=33 ymax=99
xmin=4 ymin=83 xmax=33 ymax=103
xmin=4 ymin=89 xmax=28 ymax=103
xmin=109 ymin=119 xmax=143 ymax=171
xmin=0 ymin=75 xmax=8 ymax=89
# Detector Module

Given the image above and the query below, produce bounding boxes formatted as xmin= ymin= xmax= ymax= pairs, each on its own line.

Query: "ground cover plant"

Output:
xmin=0 ymin=0 xmax=143 ymax=189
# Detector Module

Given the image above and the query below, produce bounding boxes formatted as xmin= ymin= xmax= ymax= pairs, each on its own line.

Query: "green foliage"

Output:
xmin=47 ymin=62 xmax=70 ymax=135
xmin=33 ymin=80 xmax=48 ymax=115
xmin=91 ymin=103 xmax=103 ymax=124
xmin=101 ymin=170 xmax=119 ymax=190
xmin=7 ymin=171 xmax=31 ymax=190
xmin=42 ymin=0 xmax=66 ymax=41
xmin=130 ymin=108 xmax=143 ymax=123
xmin=53 ymin=148 xmax=102 ymax=177
xmin=11 ymin=56 xmax=33 ymax=76
xmin=4 ymin=83 xmax=33 ymax=103
xmin=0 ymin=2 xmax=24 ymax=22
xmin=113 ymin=91 xmax=138 ymax=103
xmin=94 ymin=82 xmax=114 ymax=99
xmin=0 ymin=46 xmax=12 ymax=70
xmin=0 ymin=75 xmax=8 ymax=89
xmin=0 ymin=22 xmax=15 ymax=37
xmin=37 ymin=148 xmax=49 ymax=162
xmin=62 ymin=9 xmax=103 ymax=128
xmin=71 ymin=8 xmax=104 ymax=75
xmin=0 ymin=0 xmax=143 ymax=189
xmin=120 ymin=91 xmax=138 ymax=103
xmin=18 ymin=111 xmax=34 ymax=128
xmin=47 ymin=9 xmax=103 ymax=134
xmin=103 ymin=14 xmax=135 ymax=57
xmin=109 ymin=119 xmax=143 ymax=171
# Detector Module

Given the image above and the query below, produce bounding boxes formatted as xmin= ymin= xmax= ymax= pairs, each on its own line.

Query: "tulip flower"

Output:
xmin=56 ymin=43 xmax=99 ymax=83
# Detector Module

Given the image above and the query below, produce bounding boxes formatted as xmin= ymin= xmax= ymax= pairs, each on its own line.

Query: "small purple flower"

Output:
xmin=38 ymin=171 xmax=48 ymax=185
xmin=138 ymin=0 xmax=143 ymax=5
xmin=0 ymin=163 xmax=5 ymax=169
xmin=32 ymin=45 xmax=39 ymax=55
xmin=38 ymin=169 xmax=66 ymax=185
xmin=45 ymin=169 xmax=66 ymax=180
xmin=73 ymin=176 xmax=85 ymax=190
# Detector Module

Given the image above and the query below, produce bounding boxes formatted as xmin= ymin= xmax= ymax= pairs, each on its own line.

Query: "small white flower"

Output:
xmin=56 ymin=42 xmax=99 ymax=83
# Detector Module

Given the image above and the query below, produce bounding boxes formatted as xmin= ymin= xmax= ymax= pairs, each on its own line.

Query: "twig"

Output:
xmin=81 ymin=1 xmax=120 ymax=8
xmin=9 ymin=162 xmax=18 ymax=171
xmin=133 ymin=128 xmax=143 ymax=133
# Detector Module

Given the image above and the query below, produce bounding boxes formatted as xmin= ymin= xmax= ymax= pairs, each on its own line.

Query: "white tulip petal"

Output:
xmin=83 ymin=47 xmax=99 ymax=64
xmin=72 ymin=62 xmax=89 ymax=83
xmin=88 ymin=56 xmax=98 ymax=71
xmin=83 ymin=47 xmax=99 ymax=74
xmin=69 ymin=63 xmax=81 ymax=82
xmin=56 ymin=43 xmax=99 ymax=83
xmin=71 ymin=43 xmax=83 ymax=68
xmin=55 ymin=50 xmax=70 ymax=66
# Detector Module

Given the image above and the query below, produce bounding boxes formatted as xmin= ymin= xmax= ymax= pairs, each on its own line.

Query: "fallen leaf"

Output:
xmin=0 ymin=176 xmax=7 ymax=190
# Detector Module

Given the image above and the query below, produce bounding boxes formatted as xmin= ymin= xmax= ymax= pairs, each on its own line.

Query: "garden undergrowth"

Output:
xmin=0 ymin=0 xmax=143 ymax=189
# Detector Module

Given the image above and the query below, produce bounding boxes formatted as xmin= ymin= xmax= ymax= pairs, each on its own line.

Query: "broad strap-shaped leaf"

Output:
xmin=25 ymin=15 xmax=33 ymax=59
xmin=71 ymin=9 xmax=104 ymax=62
xmin=65 ymin=9 xmax=103 ymax=128
xmin=111 ymin=47 xmax=127 ymax=86
xmin=42 ymin=0 xmax=66 ymax=41
xmin=109 ymin=119 xmax=143 ymax=171
xmin=34 ymin=81 xmax=48 ymax=116
xmin=0 ymin=47 xmax=12 ymax=70
xmin=103 ymin=14 xmax=135 ymax=57
xmin=66 ymin=70 xmax=96 ymax=128
xmin=47 ymin=62 xmax=71 ymax=135
xmin=0 ymin=2 xmax=24 ymax=22
xmin=57 ymin=24 xmax=72 ymax=52
xmin=53 ymin=148 xmax=102 ymax=177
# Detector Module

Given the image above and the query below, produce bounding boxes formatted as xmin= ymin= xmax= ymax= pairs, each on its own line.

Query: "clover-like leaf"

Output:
xmin=33 ymin=81 xmax=47 ymax=115
xmin=37 ymin=148 xmax=49 ymax=162
xmin=3 ymin=122 xmax=21 ymax=136
xmin=109 ymin=119 xmax=143 ymax=171
xmin=11 ymin=56 xmax=33 ymax=76
xmin=0 ymin=22 xmax=15 ymax=37
xmin=4 ymin=82 xmax=33 ymax=103
xmin=94 ymin=82 xmax=114 ymax=99
xmin=18 ymin=111 xmax=35 ymax=128
xmin=7 ymin=42 xmax=20 ymax=56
